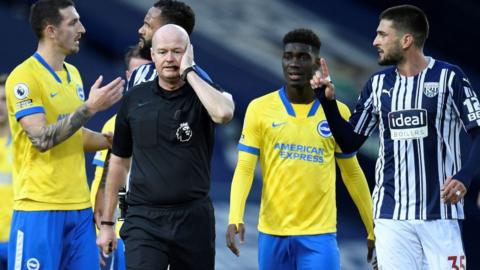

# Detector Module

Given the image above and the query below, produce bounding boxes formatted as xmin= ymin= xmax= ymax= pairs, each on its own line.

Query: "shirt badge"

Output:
xmin=176 ymin=122 xmax=193 ymax=142
xmin=13 ymin=83 xmax=29 ymax=99
xmin=423 ymin=82 xmax=439 ymax=98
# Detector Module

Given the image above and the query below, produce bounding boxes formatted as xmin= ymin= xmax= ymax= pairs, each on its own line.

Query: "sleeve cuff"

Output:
xmin=15 ymin=106 xmax=45 ymax=120
xmin=238 ymin=143 xmax=260 ymax=156
xmin=335 ymin=151 xmax=357 ymax=158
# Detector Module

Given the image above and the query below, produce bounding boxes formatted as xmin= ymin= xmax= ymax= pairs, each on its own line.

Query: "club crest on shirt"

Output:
xmin=26 ymin=258 xmax=40 ymax=270
xmin=423 ymin=82 xmax=439 ymax=98
xmin=76 ymin=84 xmax=85 ymax=101
xmin=13 ymin=83 xmax=29 ymax=100
xmin=317 ymin=120 xmax=332 ymax=138
xmin=176 ymin=122 xmax=193 ymax=142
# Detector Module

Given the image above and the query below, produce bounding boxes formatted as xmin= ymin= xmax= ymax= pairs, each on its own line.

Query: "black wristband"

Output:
xmin=181 ymin=66 xmax=196 ymax=81
xmin=101 ymin=221 xmax=115 ymax=226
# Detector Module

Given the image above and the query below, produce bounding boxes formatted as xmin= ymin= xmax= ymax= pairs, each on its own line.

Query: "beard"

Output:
xmin=378 ymin=44 xmax=404 ymax=66
xmin=139 ymin=38 xmax=152 ymax=61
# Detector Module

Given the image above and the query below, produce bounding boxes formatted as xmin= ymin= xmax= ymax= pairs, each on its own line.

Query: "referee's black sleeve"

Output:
xmin=112 ymin=95 xmax=133 ymax=158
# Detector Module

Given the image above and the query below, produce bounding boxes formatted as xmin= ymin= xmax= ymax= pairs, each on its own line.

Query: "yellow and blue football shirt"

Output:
xmin=5 ymin=52 xmax=90 ymax=211
xmin=233 ymin=87 xmax=353 ymax=235
xmin=91 ymin=115 xmax=123 ymax=236
xmin=0 ymin=135 xmax=12 ymax=242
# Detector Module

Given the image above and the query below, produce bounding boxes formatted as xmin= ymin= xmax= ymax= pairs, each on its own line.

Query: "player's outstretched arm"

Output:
xmin=311 ymin=59 xmax=367 ymax=153
xmin=180 ymin=44 xmax=234 ymax=124
xmin=20 ymin=76 xmax=124 ymax=152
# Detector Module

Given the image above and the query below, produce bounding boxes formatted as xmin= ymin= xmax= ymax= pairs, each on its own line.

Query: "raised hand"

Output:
xmin=180 ymin=43 xmax=195 ymax=75
xmin=310 ymin=58 xmax=336 ymax=100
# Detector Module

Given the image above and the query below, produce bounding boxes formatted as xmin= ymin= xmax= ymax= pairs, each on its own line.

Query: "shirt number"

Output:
xmin=448 ymin=255 xmax=466 ymax=270
xmin=463 ymin=96 xmax=480 ymax=121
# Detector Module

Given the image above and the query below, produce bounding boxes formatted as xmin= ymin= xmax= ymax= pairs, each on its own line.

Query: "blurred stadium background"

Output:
xmin=1 ymin=0 xmax=479 ymax=269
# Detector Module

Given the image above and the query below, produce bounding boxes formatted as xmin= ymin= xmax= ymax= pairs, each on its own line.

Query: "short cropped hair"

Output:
xmin=283 ymin=28 xmax=321 ymax=54
xmin=29 ymin=0 xmax=75 ymax=39
xmin=154 ymin=0 xmax=195 ymax=35
xmin=380 ymin=5 xmax=429 ymax=48
xmin=124 ymin=46 xmax=145 ymax=68
xmin=0 ymin=73 xmax=8 ymax=86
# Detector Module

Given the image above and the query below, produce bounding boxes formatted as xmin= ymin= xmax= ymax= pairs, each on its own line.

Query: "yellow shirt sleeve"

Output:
xmin=228 ymin=151 xmax=258 ymax=225
xmin=336 ymin=155 xmax=374 ymax=240
xmin=229 ymin=101 xmax=261 ymax=225
xmin=6 ymin=68 xmax=43 ymax=120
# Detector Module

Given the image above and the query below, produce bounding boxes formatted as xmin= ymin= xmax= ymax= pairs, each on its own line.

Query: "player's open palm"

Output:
xmin=226 ymin=223 xmax=245 ymax=257
xmin=86 ymin=75 xmax=124 ymax=114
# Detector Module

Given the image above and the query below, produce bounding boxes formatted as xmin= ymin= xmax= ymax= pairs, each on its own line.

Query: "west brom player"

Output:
xmin=311 ymin=5 xmax=480 ymax=270
xmin=127 ymin=0 xmax=210 ymax=90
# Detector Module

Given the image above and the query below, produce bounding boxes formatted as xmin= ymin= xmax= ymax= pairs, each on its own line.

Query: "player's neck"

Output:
xmin=285 ymin=85 xmax=315 ymax=104
xmin=158 ymin=78 xmax=185 ymax=92
xmin=36 ymin=43 xmax=67 ymax=71
xmin=396 ymin=51 xmax=428 ymax=77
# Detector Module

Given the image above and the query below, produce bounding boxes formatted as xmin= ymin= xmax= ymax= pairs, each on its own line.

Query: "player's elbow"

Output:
xmin=212 ymin=106 xmax=234 ymax=124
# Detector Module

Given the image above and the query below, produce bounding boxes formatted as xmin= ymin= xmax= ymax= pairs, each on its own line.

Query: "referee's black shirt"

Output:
xmin=112 ymin=78 xmax=215 ymax=206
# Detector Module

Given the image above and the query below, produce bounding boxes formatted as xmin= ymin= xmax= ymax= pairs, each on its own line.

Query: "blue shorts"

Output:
xmin=8 ymin=209 xmax=99 ymax=270
xmin=258 ymin=232 xmax=340 ymax=270
xmin=101 ymin=238 xmax=125 ymax=270
xmin=0 ymin=242 xmax=7 ymax=270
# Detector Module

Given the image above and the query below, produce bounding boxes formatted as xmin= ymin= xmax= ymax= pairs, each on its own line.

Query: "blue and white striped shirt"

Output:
xmin=127 ymin=63 xmax=212 ymax=90
xmin=350 ymin=58 xmax=480 ymax=220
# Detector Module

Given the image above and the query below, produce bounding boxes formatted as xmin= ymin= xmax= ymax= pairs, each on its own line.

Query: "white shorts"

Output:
xmin=374 ymin=219 xmax=466 ymax=270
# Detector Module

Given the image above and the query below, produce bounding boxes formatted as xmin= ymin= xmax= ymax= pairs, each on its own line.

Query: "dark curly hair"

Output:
xmin=29 ymin=0 xmax=75 ymax=39
xmin=154 ymin=0 xmax=195 ymax=35
xmin=283 ymin=28 xmax=321 ymax=54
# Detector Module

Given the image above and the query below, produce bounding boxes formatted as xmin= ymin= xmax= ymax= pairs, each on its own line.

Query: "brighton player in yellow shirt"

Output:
xmin=5 ymin=1 xmax=124 ymax=269
xmin=226 ymin=29 xmax=375 ymax=270
xmin=0 ymin=74 xmax=12 ymax=270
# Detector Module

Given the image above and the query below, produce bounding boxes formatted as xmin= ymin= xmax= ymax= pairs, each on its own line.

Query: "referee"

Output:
xmin=97 ymin=24 xmax=234 ymax=270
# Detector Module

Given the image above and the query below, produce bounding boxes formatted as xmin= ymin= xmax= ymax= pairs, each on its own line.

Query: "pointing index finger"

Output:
xmin=320 ymin=58 xmax=330 ymax=80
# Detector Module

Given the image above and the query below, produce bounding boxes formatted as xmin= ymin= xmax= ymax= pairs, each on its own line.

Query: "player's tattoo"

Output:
xmin=26 ymin=104 xmax=93 ymax=152
xmin=99 ymin=150 xmax=111 ymax=190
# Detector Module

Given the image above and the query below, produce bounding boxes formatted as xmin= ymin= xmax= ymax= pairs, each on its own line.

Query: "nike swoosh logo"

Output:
xmin=272 ymin=121 xmax=287 ymax=128
xmin=137 ymin=101 xmax=151 ymax=107
xmin=50 ymin=92 xmax=58 ymax=98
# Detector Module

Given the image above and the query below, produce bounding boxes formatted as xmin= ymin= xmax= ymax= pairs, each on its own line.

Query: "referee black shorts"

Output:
xmin=120 ymin=197 xmax=215 ymax=270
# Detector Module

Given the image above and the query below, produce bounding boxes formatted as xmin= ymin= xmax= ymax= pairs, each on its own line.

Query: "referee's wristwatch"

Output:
xmin=181 ymin=66 xmax=196 ymax=81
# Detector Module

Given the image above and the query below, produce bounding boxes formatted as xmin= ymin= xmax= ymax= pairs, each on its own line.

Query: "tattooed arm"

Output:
xmin=20 ymin=104 xmax=94 ymax=152
xmin=19 ymin=75 xmax=124 ymax=152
